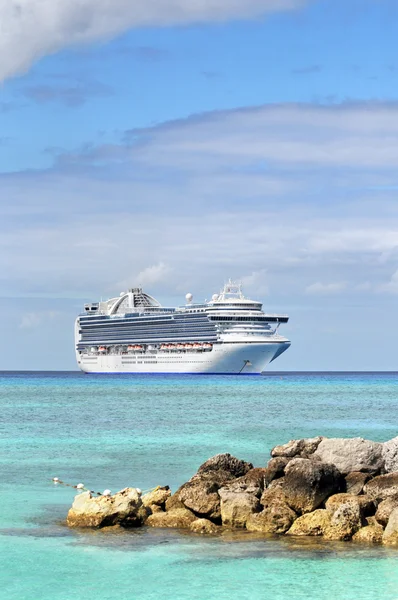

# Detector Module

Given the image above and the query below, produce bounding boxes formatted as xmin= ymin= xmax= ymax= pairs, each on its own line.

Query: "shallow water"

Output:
xmin=1 ymin=372 xmax=398 ymax=600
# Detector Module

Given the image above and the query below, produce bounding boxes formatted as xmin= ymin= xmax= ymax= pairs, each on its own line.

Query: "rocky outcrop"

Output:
xmin=190 ymin=518 xmax=220 ymax=534
xmin=364 ymin=473 xmax=398 ymax=502
xmin=218 ymin=469 xmax=268 ymax=528
xmin=325 ymin=493 xmax=375 ymax=519
xmin=142 ymin=486 xmax=171 ymax=512
xmin=146 ymin=507 xmax=197 ymax=528
xmin=266 ymin=457 xmax=289 ymax=479
xmin=375 ymin=497 xmax=398 ymax=526
xmin=323 ymin=501 xmax=362 ymax=541
xmin=197 ymin=454 xmax=253 ymax=478
xmin=282 ymin=458 xmax=342 ymax=514
xmin=344 ymin=472 xmax=370 ymax=495
xmin=382 ymin=437 xmax=398 ymax=473
xmin=286 ymin=509 xmax=331 ymax=536
xmin=382 ymin=507 xmax=398 ymax=546
xmin=314 ymin=438 xmax=384 ymax=475
xmin=246 ymin=503 xmax=296 ymax=534
xmin=67 ymin=488 xmax=146 ymax=528
xmin=271 ymin=437 xmax=323 ymax=459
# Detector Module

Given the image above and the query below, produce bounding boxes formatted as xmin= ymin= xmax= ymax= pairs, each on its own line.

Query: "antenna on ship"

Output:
xmin=185 ymin=293 xmax=193 ymax=304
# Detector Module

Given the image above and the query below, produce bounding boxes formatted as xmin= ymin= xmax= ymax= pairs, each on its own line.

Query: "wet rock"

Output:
xmin=197 ymin=454 xmax=253 ymax=478
xmin=344 ymin=472 xmax=370 ymax=495
xmin=352 ymin=524 xmax=384 ymax=544
xmin=190 ymin=518 xmax=220 ymax=534
xmin=67 ymin=488 xmax=146 ymax=529
xmin=314 ymin=438 xmax=384 ymax=475
xmin=364 ymin=473 xmax=398 ymax=502
xmin=142 ymin=486 xmax=171 ymax=511
xmin=176 ymin=470 xmax=234 ymax=521
xmin=286 ymin=509 xmax=331 ymax=536
xmin=246 ymin=502 xmax=296 ymax=534
xmin=325 ymin=494 xmax=375 ymax=519
xmin=282 ymin=458 xmax=343 ymax=514
xmin=375 ymin=496 xmax=398 ymax=526
xmin=271 ymin=437 xmax=323 ymax=459
xmin=266 ymin=457 xmax=290 ymax=479
xmin=382 ymin=507 xmax=398 ymax=546
xmin=323 ymin=501 xmax=362 ymax=541
xmin=382 ymin=437 xmax=398 ymax=473
xmin=146 ymin=507 xmax=197 ymax=529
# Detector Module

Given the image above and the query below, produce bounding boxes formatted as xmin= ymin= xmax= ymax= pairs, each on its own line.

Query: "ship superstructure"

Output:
xmin=75 ymin=281 xmax=290 ymax=374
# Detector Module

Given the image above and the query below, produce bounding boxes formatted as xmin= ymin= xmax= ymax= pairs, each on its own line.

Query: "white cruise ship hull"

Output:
xmin=77 ymin=340 xmax=290 ymax=375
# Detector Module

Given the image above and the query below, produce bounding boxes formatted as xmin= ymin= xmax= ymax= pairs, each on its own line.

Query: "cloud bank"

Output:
xmin=0 ymin=0 xmax=308 ymax=82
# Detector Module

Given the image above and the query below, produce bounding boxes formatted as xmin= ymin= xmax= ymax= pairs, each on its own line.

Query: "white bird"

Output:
xmin=76 ymin=483 xmax=85 ymax=490
xmin=102 ymin=489 xmax=111 ymax=497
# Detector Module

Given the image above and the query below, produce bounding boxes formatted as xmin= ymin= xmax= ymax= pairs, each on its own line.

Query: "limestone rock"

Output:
xmin=344 ymin=472 xmax=370 ymax=495
xmin=246 ymin=502 xmax=296 ymax=534
xmin=382 ymin=437 xmax=398 ymax=473
xmin=286 ymin=509 xmax=331 ymax=536
xmin=142 ymin=486 xmax=171 ymax=511
xmin=197 ymin=454 xmax=253 ymax=478
xmin=325 ymin=493 xmax=375 ymax=519
xmin=375 ymin=496 xmax=398 ymax=526
xmin=323 ymin=501 xmax=361 ymax=541
xmin=283 ymin=458 xmax=343 ymax=514
xmin=222 ymin=468 xmax=271 ymax=496
xmin=382 ymin=507 xmax=398 ymax=546
xmin=146 ymin=507 xmax=197 ymax=529
xmin=364 ymin=473 xmax=398 ymax=502
xmin=353 ymin=524 xmax=383 ymax=544
xmin=67 ymin=488 xmax=146 ymax=529
xmin=266 ymin=457 xmax=289 ymax=479
xmin=190 ymin=518 xmax=220 ymax=534
xmin=165 ymin=494 xmax=186 ymax=512
xmin=219 ymin=489 xmax=261 ymax=528
xmin=176 ymin=470 xmax=234 ymax=520
xmin=314 ymin=438 xmax=384 ymax=475
xmin=271 ymin=437 xmax=323 ymax=459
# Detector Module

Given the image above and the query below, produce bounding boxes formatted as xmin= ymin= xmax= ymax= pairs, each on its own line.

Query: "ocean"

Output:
xmin=1 ymin=371 xmax=398 ymax=600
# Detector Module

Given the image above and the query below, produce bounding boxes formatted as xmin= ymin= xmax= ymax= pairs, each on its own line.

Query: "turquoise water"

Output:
xmin=1 ymin=372 xmax=398 ymax=600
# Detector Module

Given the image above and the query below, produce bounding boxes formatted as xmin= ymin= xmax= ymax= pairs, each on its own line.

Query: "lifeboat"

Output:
xmin=127 ymin=345 xmax=135 ymax=351
xmin=98 ymin=346 xmax=107 ymax=352
xmin=193 ymin=343 xmax=202 ymax=349
xmin=160 ymin=344 xmax=167 ymax=350
xmin=176 ymin=343 xmax=185 ymax=350
xmin=134 ymin=345 xmax=143 ymax=351
xmin=203 ymin=343 xmax=213 ymax=350
xmin=167 ymin=344 xmax=175 ymax=350
xmin=184 ymin=343 xmax=193 ymax=350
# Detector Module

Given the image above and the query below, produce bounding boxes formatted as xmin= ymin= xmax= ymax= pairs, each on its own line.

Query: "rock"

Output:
xmin=344 ymin=472 xmax=370 ymax=495
xmin=67 ymin=488 xmax=146 ymax=528
xmin=323 ymin=501 xmax=362 ymax=541
xmin=146 ymin=508 xmax=197 ymax=529
xmin=266 ymin=457 xmax=289 ymax=479
xmin=382 ymin=507 xmax=398 ymax=546
xmin=382 ymin=437 xmax=398 ymax=473
xmin=165 ymin=494 xmax=186 ymax=512
xmin=222 ymin=468 xmax=271 ymax=496
xmin=219 ymin=489 xmax=261 ymax=528
xmin=142 ymin=486 xmax=171 ymax=511
xmin=176 ymin=470 xmax=234 ymax=521
xmin=246 ymin=502 xmax=296 ymax=534
xmin=375 ymin=496 xmax=398 ymax=526
xmin=353 ymin=524 xmax=383 ymax=544
xmin=325 ymin=494 xmax=375 ymax=519
xmin=314 ymin=438 xmax=384 ymax=475
xmin=271 ymin=437 xmax=323 ymax=459
xmin=197 ymin=454 xmax=253 ymax=478
xmin=190 ymin=518 xmax=220 ymax=534
xmin=364 ymin=473 xmax=398 ymax=502
xmin=283 ymin=458 xmax=343 ymax=514
xmin=286 ymin=509 xmax=331 ymax=536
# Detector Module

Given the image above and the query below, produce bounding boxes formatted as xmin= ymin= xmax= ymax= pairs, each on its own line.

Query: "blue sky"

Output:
xmin=1 ymin=0 xmax=398 ymax=370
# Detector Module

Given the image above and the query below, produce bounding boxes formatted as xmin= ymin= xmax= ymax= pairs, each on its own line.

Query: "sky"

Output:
xmin=1 ymin=0 xmax=398 ymax=371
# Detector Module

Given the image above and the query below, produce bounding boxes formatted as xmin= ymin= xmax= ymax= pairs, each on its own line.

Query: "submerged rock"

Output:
xmin=282 ymin=458 xmax=342 ymax=514
xmin=67 ymin=488 xmax=146 ymax=529
xmin=314 ymin=438 xmax=384 ymax=475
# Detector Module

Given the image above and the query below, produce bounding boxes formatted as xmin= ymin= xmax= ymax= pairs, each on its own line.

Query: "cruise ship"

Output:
xmin=75 ymin=281 xmax=291 ymax=375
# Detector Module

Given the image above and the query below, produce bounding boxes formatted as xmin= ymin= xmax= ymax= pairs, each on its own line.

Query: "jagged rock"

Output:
xmin=146 ymin=508 xmax=197 ymax=529
xmin=222 ymin=468 xmax=271 ymax=496
xmin=176 ymin=470 xmax=234 ymax=520
xmin=325 ymin=494 xmax=375 ymax=518
xmin=165 ymin=494 xmax=186 ymax=512
xmin=219 ymin=489 xmax=261 ymax=528
xmin=267 ymin=457 xmax=289 ymax=479
xmin=142 ymin=486 xmax=171 ymax=511
xmin=382 ymin=507 xmax=398 ymax=546
xmin=364 ymin=473 xmax=398 ymax=502
xmin=353 ymin=524 xmax=384 ymax=544
xmin=344 ymin=472 xmax=370 ymax=495
xmin=286 ymin=509 xmax=331 ymax=536
xmin=375 ymin=496 xmax=398 ymax=526
xmin=282 ymin=458 xmax=343 ymax=514
xmin=323 ymin=501 xmax=362 ymax=541
xmin=190 ymin=518 xmax=220 ymax=534
xmin=246 ymin=503 xmax=296 ymax=534
xmin=197 ymin=454 xmax=253 ymax=478
xmin=271 ymin=437 xmax=323 ymax=459
xmin=314 ymin=438 xmax=384 ymax=475
xmin=67 ymin=488 xmax=146 ymax=528
xmin=382 ymin=437 xmax=398 ymax=473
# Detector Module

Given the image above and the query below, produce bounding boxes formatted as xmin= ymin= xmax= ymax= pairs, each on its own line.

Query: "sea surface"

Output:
xmin=1 ymin=371 xmax=398 ymax=600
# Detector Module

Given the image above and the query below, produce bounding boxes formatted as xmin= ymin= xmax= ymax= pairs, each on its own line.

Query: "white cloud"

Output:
xmin=0 ymin=0 xmax=308 ymax=82
xmin=305 ymin=282 xmax=347 ymax=295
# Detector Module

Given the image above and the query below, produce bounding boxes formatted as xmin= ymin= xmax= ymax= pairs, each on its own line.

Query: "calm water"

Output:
xmin=1 ymin=371 xmax=398 ymax=600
